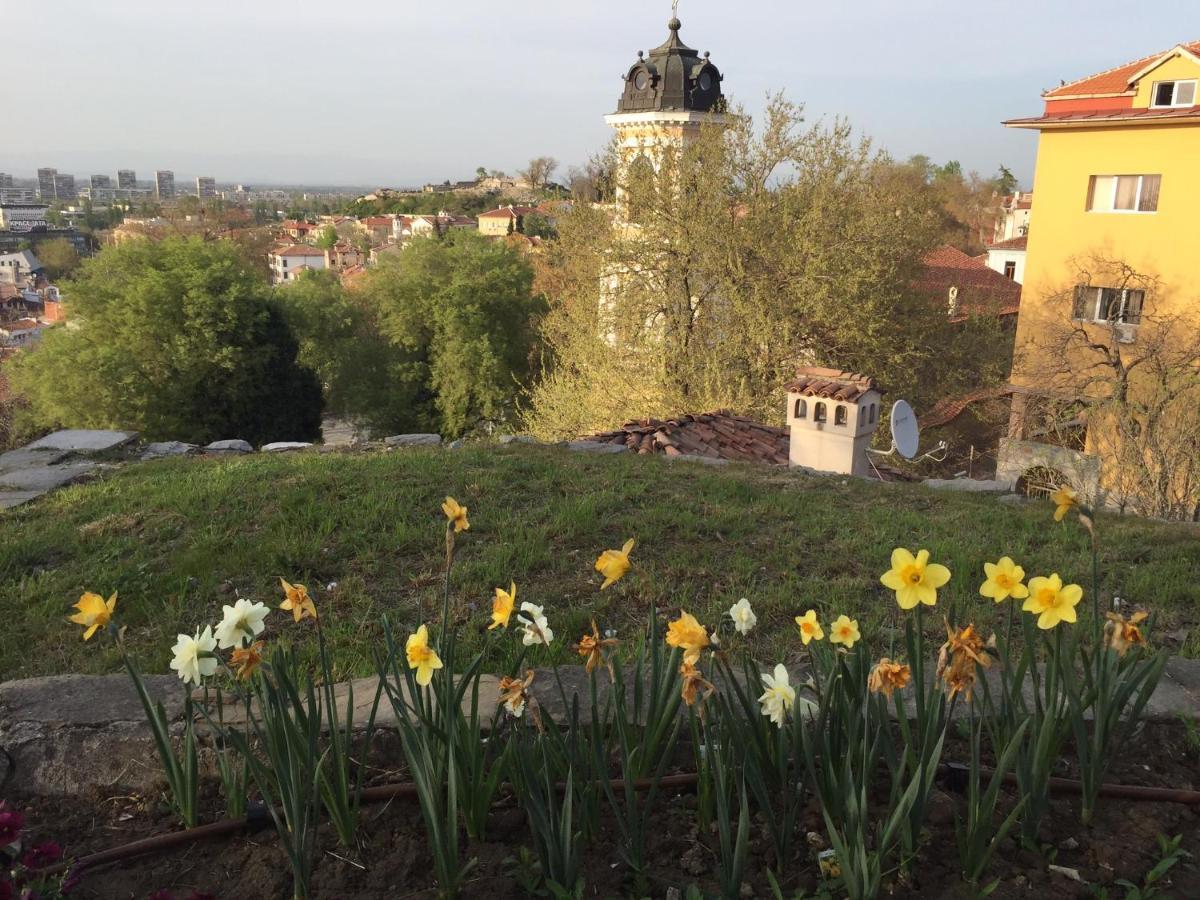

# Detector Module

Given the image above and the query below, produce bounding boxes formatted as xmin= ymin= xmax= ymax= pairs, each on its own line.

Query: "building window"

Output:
xmin=1072 ymin=285 xmax=1144 ymax=325
xmin=834 ymin=406 xmax=848 ymax=426
xmin=814 ymin=402 xmax=827 ymax=423
xmin=1086 ymin=174 xmax=1161 ymax=213
xmin=1151 ymin=80 xmax=1197 ymax=108
xmin=1003 ymin=260 xmax=1016 ymax=279
xmin=869 ymin=403 xmax=876 ymax=424
xmin=794 ymin=398 xmax=807 ymax=420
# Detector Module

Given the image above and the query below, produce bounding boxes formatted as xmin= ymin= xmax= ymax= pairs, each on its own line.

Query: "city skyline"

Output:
xmin=14 ymin=0 xmax=1200 ymax=188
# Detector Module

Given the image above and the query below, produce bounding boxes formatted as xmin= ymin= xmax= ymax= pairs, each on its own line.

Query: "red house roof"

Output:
xmin=916 ymin=246 xmax=1021 ymax=320
xmin=1044 ymin=41 xmax=1200 ymax=99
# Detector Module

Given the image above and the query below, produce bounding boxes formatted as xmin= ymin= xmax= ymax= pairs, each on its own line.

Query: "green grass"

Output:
xmin=2 ymin=445 xmax=1197 ymax=681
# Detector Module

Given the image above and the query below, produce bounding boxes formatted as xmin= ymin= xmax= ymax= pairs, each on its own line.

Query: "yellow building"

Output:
xmin=998 ymin=42 xmax=1200 ymax=517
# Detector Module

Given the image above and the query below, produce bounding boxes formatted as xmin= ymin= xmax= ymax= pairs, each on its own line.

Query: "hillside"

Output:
xmin=1 ymin=445 xmax=1197 ymax=681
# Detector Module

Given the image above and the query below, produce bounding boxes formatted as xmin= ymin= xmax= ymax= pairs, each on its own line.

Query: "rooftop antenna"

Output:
xmin=865 ymin=399 xmax=948 ymax=479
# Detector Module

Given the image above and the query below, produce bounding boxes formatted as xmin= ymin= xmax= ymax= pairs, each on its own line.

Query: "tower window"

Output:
xmin=794 ymin=398 xmax=807 ymax=420
xmin=834 ymin=406 xmax=848 ymax=426
xmin=1151 ymin=80 xmax=1196 ymax=108
xmin=814 ymin=402 xmax=827 ymax=423
xmin=869 ymin=403 xmax=877 ymax=424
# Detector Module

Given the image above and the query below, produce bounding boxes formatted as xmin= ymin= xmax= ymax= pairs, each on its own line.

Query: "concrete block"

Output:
xmin=26 ymin=430 xmax=137 ymax=453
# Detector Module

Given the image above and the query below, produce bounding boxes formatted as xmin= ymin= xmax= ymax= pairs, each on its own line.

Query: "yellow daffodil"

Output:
xmin=575 ymin=620 xmax=619 ymax=674
xmin=405 ymin=624 xmax=444 ymax=687
xmin=1105 ymin=610 xmax=1149 ymax=657
xmin=665 ymin=611 xmax=710 ymax=665
xmin=489 ymin=582 xmax=516 ymax=630
xmin=979 ymin=557 xmax=1030 ymax=603
xmin=498 ymin=670 xmax=535 ymax=719
xmin=680 ymin=661 xmax=715 ymax=708
xmin=442 ymin=496 xmax=470 ymax=533
xmin=68 ymin=591 xmax=117 ymax=641
xmin=595 ymin=538 xmax=635 ymax=590
xmin=279 ymin=578 xmax=317 ymax=622
xmin=728 ymin=598 xmax=757 ymax=635
xmin=1051 ymin=484 xmax=1079 ymax=522
xmin=829 ymin=614 xmax=861 ymax=649
xmin=231 ymin=641 xmax=265 ymax=680
xmin=758 ymin=664 xmax=796 ymax=727
xmin=868 ymin=658 xmax=912 ymax=698
xmin=795 ymin=609 xmax=824 ymax=645
xmin=1023 ymin=574 xmax=1083 ymax=630
xmin=880 ymin=548 xmax=951 ymax=610
xmin=936 ymin=622 xmax=993 ymax=701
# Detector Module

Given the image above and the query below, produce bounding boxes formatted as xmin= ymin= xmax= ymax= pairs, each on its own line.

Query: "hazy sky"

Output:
xmin=14 ymin=0 xmax=1198 ymax=188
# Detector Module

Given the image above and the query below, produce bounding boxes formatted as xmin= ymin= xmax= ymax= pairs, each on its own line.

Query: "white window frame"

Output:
xmin=1072 ymin=286 xmax=1144 ymax=326
xmin=1086 ymin=174 xmax=1160 ymax=214
xmin=1150 ymin=79 xmax=1197 ymax=108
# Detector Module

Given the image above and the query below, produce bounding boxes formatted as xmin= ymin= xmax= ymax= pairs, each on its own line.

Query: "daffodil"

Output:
xmin=405 ymin=624 xmax=444 ymax=687
xmin=595 ymin=538 xmax=635 ymax=590
xmin=230 ymin=640 xmax=265 ymax=680
xmin=868 ymin=658 xmax=911 ymax=698
xmin=936 ymin=622 xmax=993 ymax=701
xmin=517 ymin=602 xmax=554 ymax=647
xmin=214 ymin=598 xmax=270 ymax=649
xmin=442 ymin=496 xmax=470 ymax=533
xmin=1023 ymin=574 xmax=1083 ymax=630
xmin=727 ymin=598 xmax=757 ymax=635
xmin=795 ymin=609 xmax=824 ymax=645
xmin=489 ymin=582 xmax=516 ymax=630
xmin=498 ymin=670 xmax=535 ymax=718
xmin=829 ymin=614 xmax=860 ymax=648
xmin=68 ymin=591 xmax=117 ymax=641
xmin=1051 ymin=485 xmax=1079 ymax=522
xmin=1105 ymin=610 xmax=1149 ymax=657
xmin=758 ymin=663 xmax=796 ymax=727
xmin=680 ymin=661 xmax=715 ymax=708
xmin=575 ymin=619 xmax=618 ymax=673
xmin=279 ymin=578 xmax=317 ymax=622
xmin=880 ymin=548 xmax=951 ymax=610
xmin=665 ymin=611 xmax=710 ymax=664
xmin=169 ymin=626 xmax=218 ymax=686
xmin=979 ymin=557 xmax=1030 ymax=603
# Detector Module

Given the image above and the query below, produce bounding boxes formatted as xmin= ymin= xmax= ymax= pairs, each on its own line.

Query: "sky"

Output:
xmin=13 ymin=0 xmax=1199 ymax=188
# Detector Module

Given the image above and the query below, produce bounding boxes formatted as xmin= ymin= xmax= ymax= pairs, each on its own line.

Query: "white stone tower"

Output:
xmin=785 ymin=367 xmax=883 ymax=477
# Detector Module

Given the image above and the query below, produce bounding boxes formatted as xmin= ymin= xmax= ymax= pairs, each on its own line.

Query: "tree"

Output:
xmin=995 ymin=165 xmax=1019 ymax=198
xmin=357 ymin=231 xmax=546 ymax=436
xmin=522 ymin=213 xmax=556 ymax=240
xmin=9 ymin=238 xmax=322 ymax=445
xmin=476 ymin=167 xmax=489 ymax=181
xmin=36 ymin=238 xmax=80 ymax=281
xmin=314 ymin=225 xmax=338 ymax=249
xmin=527 ymin=95 xmax=1006 ymax=439
xmin=521 ymin=157 xmax=559 ymax=192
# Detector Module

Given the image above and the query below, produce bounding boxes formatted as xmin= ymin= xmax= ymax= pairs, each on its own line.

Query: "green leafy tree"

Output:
xmin=358 ymin=231 xmax=546 ymax=436
xmin=522 ymin=213 xmax=556 ymax=240
xmin=995 ymin=165 xmax=1019 ymax=197
xmin=35 ymin=238 xmax=80 ymax=281
xmin=314 ymin=225 xmax=338 ymax=249
xmin=10 ymin=238 xmax=322 ymax=445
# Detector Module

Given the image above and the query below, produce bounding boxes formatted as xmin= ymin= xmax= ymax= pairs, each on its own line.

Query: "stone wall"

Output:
xmin=996 ymin=438 xmax=1102 ymax=504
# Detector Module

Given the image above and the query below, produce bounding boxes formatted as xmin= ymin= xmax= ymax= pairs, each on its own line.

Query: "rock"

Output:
xmin=926 ymin=789 xmax=957 ymax=826
xmin=564 ymin=440 xmax=629 ymax=454
xmin=384 ymin=433 xmax=442 ymax=447
xmin=0 ymin=448 xmax=70 ymax=473
xmin=204 ymin=439 xmax=253 ymax=454
xmin=998 ymin=493 xmax=1030 ymax=506
xmin=0 ymin=491 xmax=45 ymax=509
xmin=672 ymin=454 xmax=730 ymax=466
xmin=0 ymin=461 xmax=97 ymax=492
xmin=261 ymin=441 xmax=313 ymax=453
xmin=447 ymin=439 xmax=465 ymax=449
xmin=1059 ymin=836 xmax=1080 ymax=851
xmin=924 ymin=478 xmax=1015 ymax=493
xmin=140 ymin=441 xmax=198 ymax=460
xmin=26 ymin=429 xmax=138 ymax=453
xmin=499 ymin=434 xmax=539 ymax=445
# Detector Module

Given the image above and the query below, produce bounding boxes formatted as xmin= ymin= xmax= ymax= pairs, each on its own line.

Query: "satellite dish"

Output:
xmin=890 ymin=400 xmax=920 ymax=460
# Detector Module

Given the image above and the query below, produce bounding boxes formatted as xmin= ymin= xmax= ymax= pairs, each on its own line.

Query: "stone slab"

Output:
xmin=384 ymin=433 xmax=442 ymax=447
xmin=261 ymin=441 xmax=313 ymax=453
xmin=0 ymin=461 xmax=97 ymax=492
xmin=0 ymin=490 xmax=46 ymax=509
xmin=925 ymin=478 xmax=1015 ymax=493
xmin=499 ymin=434 xmax=539 ymax=445
xmin=140 ymin=441 xmax=198 ymax=460
xmin=0 ymin=448 xmax=70 ymax=473
xmin=564 ymin=440 xmax=629 ymax=454
xmin=26 ymin=430 xmax=137 ymax=453
xmin=204 ymin=439 xmax=253 ymax=454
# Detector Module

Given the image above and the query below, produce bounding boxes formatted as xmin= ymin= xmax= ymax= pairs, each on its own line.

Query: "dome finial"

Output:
xmin=670 ymin=0 xmax=680 ymax=28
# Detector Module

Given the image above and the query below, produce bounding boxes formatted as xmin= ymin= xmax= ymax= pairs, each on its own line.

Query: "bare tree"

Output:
xmin=521 ymin=157 xmax=559 ymax=192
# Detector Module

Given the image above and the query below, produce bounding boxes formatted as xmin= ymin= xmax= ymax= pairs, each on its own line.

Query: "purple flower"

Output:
xmin=19 ymin=842 xmax=62 ymax=870
xmin=0 ymin=807 xmax=25 ymax=846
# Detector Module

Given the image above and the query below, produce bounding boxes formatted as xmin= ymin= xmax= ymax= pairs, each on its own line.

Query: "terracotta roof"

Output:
xmin=361 ymin=216 xmax=395 ymax=227
xmin=784 ymin=367 xmax=879 ymax=402
xmin=916 ymin=245 xmax=1021 ymax=319
xmin=988 ymin=236 xmax=1028 ymax=251
xmin=1007 ymin=106 xmax=1200 ymax=127
xmin=1044 ymin=41 xmax=1200 ymax=99
xmin=918 ymin=384 xmax=1014 ymax=430
xmin=272 ymin=245 xmax=327 ymax=257
xmin=582 ymin=411 xmax=790 ymax=465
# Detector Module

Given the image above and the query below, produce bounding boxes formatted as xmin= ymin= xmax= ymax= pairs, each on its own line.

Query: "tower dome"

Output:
xmin=615 ymin=15 xmax=724 ymax=114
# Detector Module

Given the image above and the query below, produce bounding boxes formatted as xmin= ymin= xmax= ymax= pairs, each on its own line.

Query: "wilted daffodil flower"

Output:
xmin=829 ymin=614 xmax=861 ymax=649
xmin=1023 ymin=574 xmax=1083 ymax=630
xmin=728 ymin=597 xmax=757 ymax=635
xmin=868 ymin=658 xmax=911 ymax=698
xmin=68 ymin=591 xmax=117 ymax=641
xmin=231 ymin=640 xmax=266 ymax=680
xmin=405 ymin=624 xmax=444 ymax=687
xmin=758 ymin=664 xmax=796 ymax=727
xmin=169 ymin=626 xmax=219 ymax=686
xmin=680 ymin=661 xmax=715 ymax=708
xmin=517 ymin=602 xmax=554 ymax=647
xmin=279 ymin=578 xmax=317 ymax=622
xmin=595 ymin=538 xmax=635 ymax=590
xmin=1105 ymin=610 xmax=1149 ymax=656
xmin=795 ymin=609 xmax=824 ymax=645
xmin=936 ymin=622 xmax=993 ymax=701
xmin=1051 ymin=484 xmax=1079 ymax=522
xmin=979 ymin=557 xmax=1030 ymax=603
xmin=489 ymin=582 xmax=516 ymax=630
xmin=442 ymin=496 xmax=470 ymax=533
xmin=499 ymin=670 xmax=535 ymax=718
xmin=880 ymin=548 xmax=951 ymax=610
xmin=575 ymin=619 xmax=618 ymax=673
xmin=666 ymin=611 xmax=710 ymax=665
xmin=214 ymin=598 xmax=270 ymax=649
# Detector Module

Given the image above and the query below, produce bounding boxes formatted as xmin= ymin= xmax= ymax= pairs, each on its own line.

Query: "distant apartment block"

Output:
xmin=0 ymin=174 xmax=11 ymax=189
xmin=37 ymin=168 xmax=57 ymax=200
xmin=90 ymin=174 xmax=112 ymax=189
xmin=53 ymin=174 xmax=77 ymax=201
xmin=196 ymin=176 xmax=217 ymax=199
xmin=117 ymin=169 xmax=137 ymax=189
xmin=155 ymin=170 xmax=176 ymax=200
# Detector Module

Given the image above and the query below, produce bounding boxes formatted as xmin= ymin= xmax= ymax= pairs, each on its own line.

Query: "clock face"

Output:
xmin=699 ymin=71 xmax=713 ymax=92
xmin=634 ymin=70 xmax=649 ymax=91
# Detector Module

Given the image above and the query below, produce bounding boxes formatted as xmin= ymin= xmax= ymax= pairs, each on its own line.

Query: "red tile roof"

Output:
xmin=1007 ymin=106 xmax=1200 ymax=127
xmin=272 ymin=245 xmax=327 ymax=258
xmin=784 ymin=367 xmax=879 ymax=402
xmin=583 ymin=411 xmax=791 ymax=465
xmin=988 ymin=236 xmax=1027 ymax=251
xmin=1044 ymin=42 xmax=1200 ymax=99
xmin=916 ymin=245 xmax=1021 ymax=319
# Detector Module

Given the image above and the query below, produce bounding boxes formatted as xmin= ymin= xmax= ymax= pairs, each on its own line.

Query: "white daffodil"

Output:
xmin=517 ymin=601 xmax=554 ymax=647
xmin=728 ymin=597 xmax=757 ymax=635
xmin=757 ymin=663 xmax=796 ymax=727
xmin=214 ymin=598 xmax=270 ymax=650
xmin=169 ymin=626 xmax=219 ymax=686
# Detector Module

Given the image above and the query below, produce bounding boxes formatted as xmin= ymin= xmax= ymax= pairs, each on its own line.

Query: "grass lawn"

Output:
xmin=1 ymin=445 xmax=1197 ymax=682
